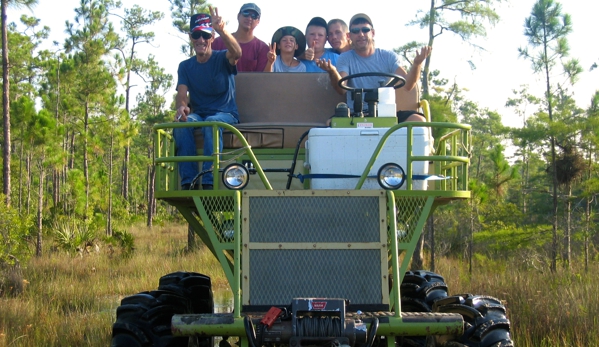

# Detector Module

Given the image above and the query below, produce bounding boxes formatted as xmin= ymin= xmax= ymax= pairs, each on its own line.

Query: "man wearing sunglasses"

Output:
xmin=318 ymin=13 xmax=431 ymax=122
xmin=212 ymin=3 xmax=269 ymax=72
xmin=174 ymin=7 xmax=242 ymax=190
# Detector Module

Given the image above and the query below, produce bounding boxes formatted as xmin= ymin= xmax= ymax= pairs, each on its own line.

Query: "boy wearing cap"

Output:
xmin=264 ymin=26 xmax=307 ymax=72
xmin=174 ymin=7 xmax=242 ymax=190
xmin=212 ymin=3 xmax=270 ymax=72
xmin=318 ymin=13 xmax=431 ymax=122
xmin=301 ymin=17 xmax=339 ymax=72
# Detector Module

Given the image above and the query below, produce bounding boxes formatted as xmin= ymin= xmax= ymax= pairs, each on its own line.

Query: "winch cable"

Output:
xmin=297 ymin=316 xmax=343 ymax=338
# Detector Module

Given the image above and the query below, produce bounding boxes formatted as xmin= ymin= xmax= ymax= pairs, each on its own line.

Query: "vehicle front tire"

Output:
xmin=432 ymin=294 xmax=513 ymax=347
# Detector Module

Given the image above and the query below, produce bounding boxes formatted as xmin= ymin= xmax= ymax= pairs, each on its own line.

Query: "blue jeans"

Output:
xmin=173 ymin=112 xmax=239 ymax=185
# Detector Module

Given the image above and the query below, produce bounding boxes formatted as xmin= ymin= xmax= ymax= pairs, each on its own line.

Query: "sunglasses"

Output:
xmin=191 ymin=31 xmax=213 ymax=40
xmin=241 ymin=11 xmax=259 ymax=20
xmin=350 ymin=27 xmax=372 ymax=34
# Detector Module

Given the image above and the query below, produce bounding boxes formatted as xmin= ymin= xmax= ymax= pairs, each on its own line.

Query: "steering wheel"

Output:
xmin=338 ymin=72 xmax=406 ymax=92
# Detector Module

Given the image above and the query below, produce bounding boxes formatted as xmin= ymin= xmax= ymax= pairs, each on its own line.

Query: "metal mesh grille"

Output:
xmin=246 ymin=194 xmax=385 ymax=306
xmin=249 ymin=249 xmax=383 ymax=306
xmin=199 ymin=196 xmax=237 ymax=243
xmin=248 ymin=196 xmax=380 ymax=243
xmin=393 ymin=196 xmax=427 ymax=244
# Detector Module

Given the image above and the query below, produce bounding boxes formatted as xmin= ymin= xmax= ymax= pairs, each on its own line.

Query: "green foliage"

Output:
xmin=404 ymin=0 xmax=504 ymax=95
xmin=103 ymin=229 xmax=135 ymax=256
xmin=474 ymin=225 xmax=552 ymax=256
xmin=0 ymin=195 xmax=33 ymax=267
xmin=51 ymin=218 xmax=97 ymax=254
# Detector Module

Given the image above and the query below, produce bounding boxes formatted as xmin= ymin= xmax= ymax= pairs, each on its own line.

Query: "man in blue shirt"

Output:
xmin=318 ymin=13 xmax=431 ymax=122
xmin=174 ymin=7 xmax=242 ymax=190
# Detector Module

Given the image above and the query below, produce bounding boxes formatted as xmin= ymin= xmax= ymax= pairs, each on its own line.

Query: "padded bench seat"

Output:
xmin=194 ymin=73 xmax=344 ymax=150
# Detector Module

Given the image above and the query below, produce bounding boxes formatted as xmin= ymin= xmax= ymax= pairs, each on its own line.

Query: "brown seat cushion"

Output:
xmin=194 ymin=73 xmax=344 ymax=149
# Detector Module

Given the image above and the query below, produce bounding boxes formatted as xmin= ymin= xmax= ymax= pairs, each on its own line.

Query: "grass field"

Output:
xmin=0 ymin=222 xmax=597 ymax=346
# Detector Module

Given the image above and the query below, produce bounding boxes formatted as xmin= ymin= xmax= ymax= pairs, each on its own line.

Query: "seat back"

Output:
xmin=195 ymin=73 xmax=344 ymax=149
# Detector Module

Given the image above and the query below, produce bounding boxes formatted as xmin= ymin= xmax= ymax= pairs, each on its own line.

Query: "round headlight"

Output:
xmin=377 ymin=163 xmax=405 ymax=190
xmin=222 ymin=163 xmax=249 ymax=190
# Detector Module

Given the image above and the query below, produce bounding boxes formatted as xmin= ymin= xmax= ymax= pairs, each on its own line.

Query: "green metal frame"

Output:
xmin=153 ymin=120 xmax=471 ymax=342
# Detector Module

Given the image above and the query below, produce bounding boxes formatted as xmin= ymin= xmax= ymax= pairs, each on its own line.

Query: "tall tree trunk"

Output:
xmin=412 ymin=232 xmax=425 ymax=270
xmin=52 ymin=169 xmax=59 ymax=209
xmin=564 ymin=183 xmax=571 ymax=269
xmin=68 ymin=130 xmax=75 ymax=170
xmin=429 ymin=214 xmax=435 ymax=273
xmin=84 ymin=102 xmax=89 ymax=220
xmin=122 ymin=50 xmax=134 ymax=205
xmin=584 ymin=147 xmax=592 ymax=272
xmin=187 ymin=224 xmax=196 ymax=251
xmin=52 ymin=58 xmax=61 ymax=209
xmin=122 ymin=143 xmax=129 ymax=202
xmin=18 ymin=130 xmax=23 ymax=213
xmin=26 ymin=151 xmax=31 ymax=215
xmin=36 ymin=155 xmax=45 ymax=257
xmin=469 ymin=200 xmax=474 ymax=274
xmin=147 ymin=166 xmax=155 ymax=228
xmin=1 ymin=0 xmax=11 ymax=207
xmin=543 ymin=33 xmax=559 ymax=273
xmin=107 ymin=123 xmax=113 ymax=236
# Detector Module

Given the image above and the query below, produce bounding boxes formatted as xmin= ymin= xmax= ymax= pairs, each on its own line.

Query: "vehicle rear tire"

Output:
xmin=158 ymin=271 xmax=214 ymax=314
xmin=401 ymin=270 xmax=448 ymax=312
xmin=432 ymin=294 xmax=513 ymax=347
xmin=158 ymin=272 xmax=214 ymax=347
xmin=111 ymin=290 xmax=192 ymax=347
xmin=111 ymin=272 xmax=214 ymax=347
xmin=399 ymin=271 xmax=449 ymax=347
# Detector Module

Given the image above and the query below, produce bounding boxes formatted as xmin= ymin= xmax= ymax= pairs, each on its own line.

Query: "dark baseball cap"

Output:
xmin=306 ymin=16 xmax=327 ymax=31
xmin=190 ymin=13 xmax=213 ymax=34
xmin=239 ymin=3 xmax=261 ymax=16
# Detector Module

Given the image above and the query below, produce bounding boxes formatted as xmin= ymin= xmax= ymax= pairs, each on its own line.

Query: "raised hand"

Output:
xmin=414 ymin=46 xmax=432 ymax=66
xmin=209 ymin=6 xmax=225 ymax=34
xmin=304 ymin=40 xmax=316 ymax=60
xmin=267 ymin=42 xmax=277 ymax=63
xmin=316 ymin=59 xmax=336 ymax=73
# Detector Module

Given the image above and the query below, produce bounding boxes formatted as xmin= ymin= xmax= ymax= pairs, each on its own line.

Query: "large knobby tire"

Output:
xmin=111 ymin=290 xmax=192 ymax=347
xmin=432 ymin=294 xmax=514 ymax=347
xmin=401 ymin=270 xmax=449 ymax=312
xmin=111 ymin=272 xmax=214 ymax=347
xmin=158 ymin=271 xmax=214 ymax=314
xmin=158 ymin=272 xmax=215 ymax=347
xmin=398 ymin=271 xmax=449 ymax=347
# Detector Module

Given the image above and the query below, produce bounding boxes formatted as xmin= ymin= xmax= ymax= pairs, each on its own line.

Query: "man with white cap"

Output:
xmin=212 ymin=3 xmax=269 ymax=72
xmin=318 ymin=13 xmax=431 ymax=122
xmin=174 ymin=7 xmax=242 ymax=190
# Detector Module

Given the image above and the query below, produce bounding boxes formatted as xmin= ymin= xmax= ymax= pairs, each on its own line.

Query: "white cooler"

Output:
xmin=306 ymin=127 xmax=431 ymax=190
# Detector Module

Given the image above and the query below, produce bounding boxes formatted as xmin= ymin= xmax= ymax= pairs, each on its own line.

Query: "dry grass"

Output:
xmin=0 ymin=222 xmax=228 ymax=347
xmin=1 ymin=223 xmax=597 ymax=346
xmin=435 ymin=258 xmax=599 ymax=346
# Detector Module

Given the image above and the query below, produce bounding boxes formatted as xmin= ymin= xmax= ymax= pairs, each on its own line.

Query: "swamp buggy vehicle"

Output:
xmin=110 ymin=72 xmax=513 ymax=347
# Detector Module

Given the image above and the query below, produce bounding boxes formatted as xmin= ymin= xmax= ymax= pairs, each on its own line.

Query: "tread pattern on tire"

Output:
xmin=432 ymin=294 xmax=514 ymax=347
xmin=111 ymin=272 xmax=214 ymax=347
xmin=399 ymin=271 xmax=449 ymax=347
xmin=401 ymin=270 xmax=449 ymax=312
xmin=111 ymin=290 xmax=192 ymax=347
